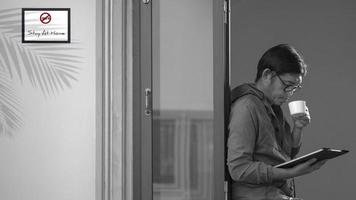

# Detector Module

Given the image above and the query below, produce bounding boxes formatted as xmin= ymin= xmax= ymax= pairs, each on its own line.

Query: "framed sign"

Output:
xmin=22 ymin=8 xmax=70 ymax=43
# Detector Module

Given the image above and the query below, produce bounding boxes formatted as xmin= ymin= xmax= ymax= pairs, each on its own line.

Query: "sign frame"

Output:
xmin=22 ymin=8 xmax=71 ymax=43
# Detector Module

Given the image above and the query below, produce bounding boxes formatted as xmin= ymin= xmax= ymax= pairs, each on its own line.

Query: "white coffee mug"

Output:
xmin=288 ymin=100 xmax=307 ymax=115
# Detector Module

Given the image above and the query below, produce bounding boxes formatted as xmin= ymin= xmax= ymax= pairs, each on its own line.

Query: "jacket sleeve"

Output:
xmin=283 ymin=121 xmax=301 ymax=159
xmin=227 ymin=99 xmax=274 ymax=184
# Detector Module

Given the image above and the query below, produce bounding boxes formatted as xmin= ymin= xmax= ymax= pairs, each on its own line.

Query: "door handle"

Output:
xmin=145 ymin=88 xmax=152 ymax=116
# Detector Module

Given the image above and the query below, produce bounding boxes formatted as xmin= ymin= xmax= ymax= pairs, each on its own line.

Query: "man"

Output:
xmin=227 ymin=44 xmax=326 ymax=200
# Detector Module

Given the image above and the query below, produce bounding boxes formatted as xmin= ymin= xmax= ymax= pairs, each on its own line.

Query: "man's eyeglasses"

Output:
xmin=275 ymin=74 xmax=302 ymax=93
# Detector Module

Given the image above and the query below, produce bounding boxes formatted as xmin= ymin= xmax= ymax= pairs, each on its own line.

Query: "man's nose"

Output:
xmin=286 ymin=90 xmax=295 ymax=97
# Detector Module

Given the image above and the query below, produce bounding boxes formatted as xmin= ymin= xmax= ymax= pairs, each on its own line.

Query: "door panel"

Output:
xmin=152 ymin=1 xmax=214 ymax=200
xmin=137 ymin=0 xmax=227 ymax=200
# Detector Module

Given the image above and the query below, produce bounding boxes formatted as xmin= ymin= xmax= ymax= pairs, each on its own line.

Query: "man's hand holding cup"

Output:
xmin=288 ymin=100 xmax=311 ymax=129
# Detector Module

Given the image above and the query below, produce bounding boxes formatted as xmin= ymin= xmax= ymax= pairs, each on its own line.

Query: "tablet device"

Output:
xmin=275 ymin=148 xmax=349 ymax=168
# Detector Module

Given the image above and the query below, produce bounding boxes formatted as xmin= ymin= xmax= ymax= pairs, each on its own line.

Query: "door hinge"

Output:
xmin=223 ymin=1 xmax=228 ymax=24
xmin=223 ymin=0 xmax=230 ymax=24
xmin=224 ymin=180 xmax=229 ymax=200
xmin=145 ymin=88 xmax=152 ymax=116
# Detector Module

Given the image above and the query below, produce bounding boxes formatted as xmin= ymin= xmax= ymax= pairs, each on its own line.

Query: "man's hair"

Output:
xmin=255 ymin=44 xmax=307 ymax=82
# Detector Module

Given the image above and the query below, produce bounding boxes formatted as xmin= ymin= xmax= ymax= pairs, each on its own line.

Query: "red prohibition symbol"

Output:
xmin=40 ymin=12 xmax=51 ymax=24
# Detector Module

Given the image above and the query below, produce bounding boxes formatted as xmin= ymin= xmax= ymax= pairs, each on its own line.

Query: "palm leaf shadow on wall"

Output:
xmin=0 ymin=8 xmax=82 ymax=136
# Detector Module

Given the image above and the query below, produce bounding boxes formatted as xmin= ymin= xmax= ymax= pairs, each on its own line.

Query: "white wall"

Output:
xmin=0 ymin=1 xmax=97 ymax=200
xmin=231 ymin=0 xmax=355 ymax=199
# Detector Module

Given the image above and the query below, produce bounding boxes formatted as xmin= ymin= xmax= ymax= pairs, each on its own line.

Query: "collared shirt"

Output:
xmin=227 ymin=84 xmax=300 ymax=200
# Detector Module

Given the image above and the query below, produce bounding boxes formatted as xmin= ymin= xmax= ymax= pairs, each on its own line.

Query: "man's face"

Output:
xmin=268 ymin=73 xmax=303 ymax=105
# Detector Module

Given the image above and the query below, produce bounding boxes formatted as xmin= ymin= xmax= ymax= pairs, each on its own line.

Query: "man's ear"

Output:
xmin=261 ymin=68 xmax=274 ymax=81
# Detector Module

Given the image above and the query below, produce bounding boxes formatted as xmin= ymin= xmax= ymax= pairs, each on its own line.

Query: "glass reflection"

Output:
xmin=153 ymin=111 xmax=213 ymax=200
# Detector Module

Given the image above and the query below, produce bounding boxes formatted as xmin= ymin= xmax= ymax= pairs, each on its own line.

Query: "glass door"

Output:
xmin=152 ymin=1 xmax=214 ymax=200
xmin=136 ymin=0 xmax=227 ymax=200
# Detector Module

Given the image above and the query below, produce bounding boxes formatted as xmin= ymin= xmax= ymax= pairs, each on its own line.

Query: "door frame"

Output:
xmin=213 ymin=0 xmax=228 ymax=200
xmin=99 ymin=0 xmax=136 ymax=200
xmin=132 ymin=0 xmax=228 ymax=200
